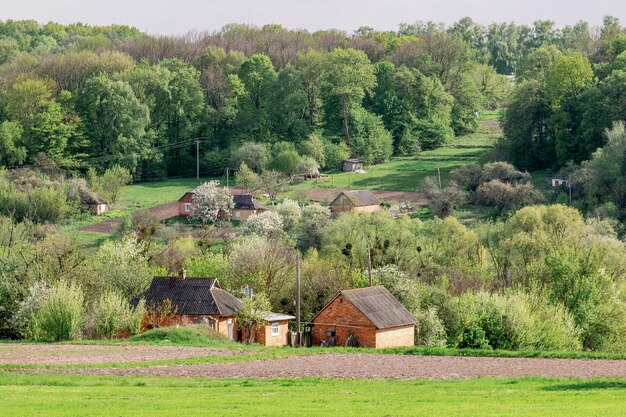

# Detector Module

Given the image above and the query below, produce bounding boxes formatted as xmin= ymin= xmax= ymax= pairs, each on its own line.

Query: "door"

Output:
xmin=227 ymin=320 xmax=234 ymax=340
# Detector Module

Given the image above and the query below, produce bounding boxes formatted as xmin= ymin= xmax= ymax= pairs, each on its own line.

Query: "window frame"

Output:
xmin=271 ymin=322 xmax=280 ymax=336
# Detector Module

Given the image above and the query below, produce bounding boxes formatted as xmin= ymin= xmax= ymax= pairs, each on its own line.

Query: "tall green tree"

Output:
xmin=322 ymin=48 xmax=376 ymax=143
xmin=77 ymin=75 xmax=150 ymax=173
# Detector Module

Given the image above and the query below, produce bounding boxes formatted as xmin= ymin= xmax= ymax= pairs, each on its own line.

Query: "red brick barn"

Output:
xmin=310 ymin=286 xmax=416 ymax=348
xmin=140 ymin=272 xmax=293 ymax=346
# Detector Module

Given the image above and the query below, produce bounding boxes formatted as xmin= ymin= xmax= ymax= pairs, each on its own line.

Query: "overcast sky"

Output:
xmin=1 ymin=0 xmax=625 ymax=35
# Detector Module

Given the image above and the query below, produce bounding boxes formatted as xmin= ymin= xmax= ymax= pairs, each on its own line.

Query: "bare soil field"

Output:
xmin=307 ymin=188 xmax=429 ymax=204
xmin=8 ymin=348 xmax=626 ymax=379
xmin=0 ymin=343 xmax=235 ymax=365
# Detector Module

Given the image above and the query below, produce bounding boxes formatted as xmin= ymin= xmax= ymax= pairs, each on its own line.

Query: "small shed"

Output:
xmin=329 ymin=190 xmax=381 ymax=214
xmin=551 ymin=178 xmax=568 ymax=187
xmin=85 ymin=196 xmax=108 ymax=216
xmin=342 ymin=158 xmax=364 ymax=172
xmin=310 ymin=286 xmax=416 ymax=348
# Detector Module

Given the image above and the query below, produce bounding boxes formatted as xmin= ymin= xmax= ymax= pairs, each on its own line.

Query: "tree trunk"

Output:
xmin=341 ymin=97 xmax=350 ymax=145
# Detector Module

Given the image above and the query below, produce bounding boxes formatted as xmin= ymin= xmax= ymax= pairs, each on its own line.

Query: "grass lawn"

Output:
xmin=291 ymin=112 xmax=500 ymax=195
xmin=1 ymin=373 xmax=625 ymax=416
xmin=120 ymin=177 xmax=221 ymax=210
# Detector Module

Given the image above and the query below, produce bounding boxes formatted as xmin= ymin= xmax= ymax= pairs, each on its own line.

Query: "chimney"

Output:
xmin=178 ymin=269 xmax=186 ymax=280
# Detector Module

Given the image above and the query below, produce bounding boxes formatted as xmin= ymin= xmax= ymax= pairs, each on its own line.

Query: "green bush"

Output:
xmin=91 ymin=290 xmax=145 ymax=339
xmin=32 ymin=280 xmax=85 ymax=341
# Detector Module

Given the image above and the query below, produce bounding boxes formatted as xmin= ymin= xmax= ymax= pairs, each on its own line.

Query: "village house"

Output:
xmin=342 ymin=158 xmax=364 ymax=172
xmin=177 ymin=191 xmax=195 ymax=217
xmin=310 ymin=286 xmax=416 ymax=349
xmin=178 ymin=191 xmax=267 ymax=220
xmin=220 ymin=194 xmax=268 ymax=221
xmin=140 ymin=271 xmax=293 ymax=346
xmin=329 ymin=190 xmax=381 ymax=214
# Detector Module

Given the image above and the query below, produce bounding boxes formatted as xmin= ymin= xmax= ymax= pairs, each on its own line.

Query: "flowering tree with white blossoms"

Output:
xmin=191 ymin=181 xmax=234 ymax=223
xmin=240 ymin=210 xmax=284 ymax=237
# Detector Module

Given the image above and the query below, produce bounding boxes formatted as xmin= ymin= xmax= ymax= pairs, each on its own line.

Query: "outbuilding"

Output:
xmin=329 ymin=190 xmax=381 ymax=214
xmin=85 ymin=195 xmax=109 ymax=216
xmin=310 ymin=286 xmax=416 ymax=349
xmin=342 ymin=158 xmax=364 ymax=172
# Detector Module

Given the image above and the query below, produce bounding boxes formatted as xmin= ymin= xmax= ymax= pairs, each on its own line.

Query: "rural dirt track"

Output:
xmin=80 ymin=202 xmax=179 ymax=233
xmin=6 ymin=347 xmax=626 ymax=379
xmin=0 ymin=343 xmax=236 ymax=365
xmin=307 ymin=188 xmax=429 ymax=204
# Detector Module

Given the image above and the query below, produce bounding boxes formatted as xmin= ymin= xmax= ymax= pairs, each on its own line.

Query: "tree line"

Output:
xmin=0 ymin=17 xmax=620 ymax=180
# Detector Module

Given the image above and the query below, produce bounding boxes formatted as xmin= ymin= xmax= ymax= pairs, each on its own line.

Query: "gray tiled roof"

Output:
xmin=342 ymin=286 xmax=416 ymax=329
xmin=141 ymin=277 xmax=242 ymax=317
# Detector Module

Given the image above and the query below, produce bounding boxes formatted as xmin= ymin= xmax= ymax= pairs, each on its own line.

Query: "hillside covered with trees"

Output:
xmin=0 ymin=17 xmax=619 ymax=181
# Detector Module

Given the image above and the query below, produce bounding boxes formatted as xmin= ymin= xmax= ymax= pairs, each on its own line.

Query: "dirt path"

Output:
xmin=0 ymin=343 xmax=236 ymax=365
xmin=11 ymin=352 xmax=626 ymax=379
xmin=307 ymin=188 xmax=428 ymax=204
xmin=80 ymin=202 xmax=179 ymax=233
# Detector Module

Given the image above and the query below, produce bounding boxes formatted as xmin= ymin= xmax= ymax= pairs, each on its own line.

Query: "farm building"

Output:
xmin=310 ymin=286 xmax=416 ymax=349
xmin=220 ymin=194 xmax=268 ymax=221
xmin=329 ymin=190 xmax=381 ymax=214
xmin=178 ymin=191 xmax=267 ymax=220
xmin=140 ymin=271 xmax=293 ymax=346
xmin=342 ymin=158 xmax=364 ymax=172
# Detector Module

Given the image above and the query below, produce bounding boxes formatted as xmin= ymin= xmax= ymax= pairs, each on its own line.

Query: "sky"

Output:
xmin=0 ymin=0 xmax=625 ymax=35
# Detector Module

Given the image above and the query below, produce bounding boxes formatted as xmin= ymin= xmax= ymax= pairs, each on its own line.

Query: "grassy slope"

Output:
xmin=2 ymin=373 xmax=625 ymax=417
xmin=291 ymin=111 xmax=500 ymax=195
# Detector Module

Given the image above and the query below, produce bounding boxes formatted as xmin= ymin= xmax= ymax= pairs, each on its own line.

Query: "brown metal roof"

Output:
xmin=341 ymin=286 xmax=416 ymax=329
xmin=330 ymin=190 xmax=380 ymax=207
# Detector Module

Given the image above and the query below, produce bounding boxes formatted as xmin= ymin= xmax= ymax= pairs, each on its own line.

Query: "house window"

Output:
xmin=271 ymin=322 xmax=280 ymax=336
xmin=234 ymin=211 xmax=241 ymax=218
xmin=184 ymin=203 xmax=191 ymax=212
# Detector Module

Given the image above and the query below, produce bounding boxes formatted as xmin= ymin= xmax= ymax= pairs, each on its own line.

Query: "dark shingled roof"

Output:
xmin=141 ymin=277 xmax=242 ymax=317
xmin=330 ymin=190 xmax=380 ymax=207
xmin=233 ymin=194 xmax=267 ymax=210
xmin=341 ymin=286 xmax=416 ymax=329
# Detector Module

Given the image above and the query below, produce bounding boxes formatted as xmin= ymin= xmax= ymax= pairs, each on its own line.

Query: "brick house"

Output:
xmin=140 ymin=272 xmax=293 ymax=346
xmin=310 ymin=286 xmax=416 ymax=348
xmin=177 ymin=191 xmax=196 ymax=217
xmin=329 ymin=190 xmax=381 ymax=214
xmin=178 ymin=192 xmax=267 ymax=220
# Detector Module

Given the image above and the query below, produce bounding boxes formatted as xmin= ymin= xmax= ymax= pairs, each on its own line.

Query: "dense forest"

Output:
xmin=0 ymin=16 xmax=622 ymax=181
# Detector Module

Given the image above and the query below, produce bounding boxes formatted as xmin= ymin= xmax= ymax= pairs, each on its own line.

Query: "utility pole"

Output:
xmin=367 ymin=246 xmax=372 ymax=287
xmin=568 ymin=176 xmax=572 ymax=205
xmin=437 ymin=166 xmax=442 ymax=190
xmin=296 ymin=254 xmax=301 ymax=347
xmin=196 ymin=139 xmax=200 ymax=180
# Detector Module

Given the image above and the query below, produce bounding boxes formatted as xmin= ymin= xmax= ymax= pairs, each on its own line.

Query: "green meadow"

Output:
xmin=1 ymin=373 xmax=625 ymax=417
